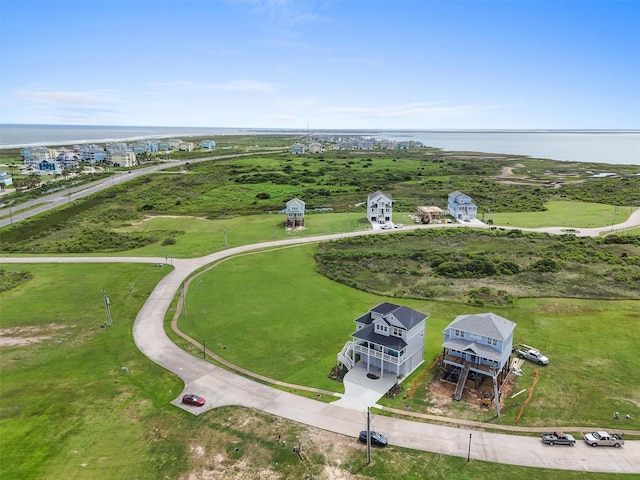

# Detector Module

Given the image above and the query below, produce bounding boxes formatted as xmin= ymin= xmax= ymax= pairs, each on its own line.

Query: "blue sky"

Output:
xmin=1 ymin=0 xmax=639 ymax=129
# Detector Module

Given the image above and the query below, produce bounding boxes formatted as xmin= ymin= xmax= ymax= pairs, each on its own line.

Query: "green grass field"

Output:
xmin=179 ymin=243 xmax=640 ymax=429
xmin=488 ymin=201 xmax=636 ymax=228
xmin=1 ymin=263 xmax=633 ymax=479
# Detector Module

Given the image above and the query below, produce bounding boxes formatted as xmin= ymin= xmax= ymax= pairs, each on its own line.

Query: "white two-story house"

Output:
xmin=442 ymin=313 xmax=516 ymax=408
xmin=338 ymin=302 xmax=428 ymax=380
xmin=367 ymin=191 xmax=393 ymax=225
xmin=447 ymin=191 xmax=478 ymax=221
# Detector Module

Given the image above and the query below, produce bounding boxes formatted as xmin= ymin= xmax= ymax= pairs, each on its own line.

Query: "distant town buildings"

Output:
xmin=18 ymin=137 xmax=217 ymax=175
xmin=288 ymin=135 xmax=425 ymax=154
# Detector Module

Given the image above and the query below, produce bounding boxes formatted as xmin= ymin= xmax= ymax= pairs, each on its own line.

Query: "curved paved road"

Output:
xmin=3 ymin=217 xmax=640 ymax=474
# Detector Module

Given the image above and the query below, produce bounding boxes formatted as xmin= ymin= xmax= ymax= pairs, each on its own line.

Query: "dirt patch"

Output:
xmin=0 ymin=323 xmax=71 ymax=347
xmin=426 ymin=374 xmax=515 ymax=416
xmin=181 ymin=409 xmax=361 ymax=480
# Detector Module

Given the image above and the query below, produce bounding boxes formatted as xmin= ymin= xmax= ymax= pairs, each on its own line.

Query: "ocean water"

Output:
xmin=378 ymin=130 xmax=640 ymax=166
xmin=1 ymin=124 xmax=638 ymax=166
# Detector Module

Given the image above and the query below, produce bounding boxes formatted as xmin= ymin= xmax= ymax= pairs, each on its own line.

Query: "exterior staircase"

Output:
xmin=337 ymin=341 xmax=354 ymax=370
xmin=454 ymin=362 xmax=471 ymax=400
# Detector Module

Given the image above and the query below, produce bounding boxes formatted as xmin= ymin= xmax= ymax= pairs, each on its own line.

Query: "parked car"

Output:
xmin=583 ymin=431 xmax=624 ymax=447
xmin=541 ymin=432 xmax=576 ymax=446
xmin=182 ymin=394 xmax=206 ymax=406
xmin=393 ymin=223 xmax=404 ymax=228
xmin=380 ymin=223 xmax=393 ymax=230
xmin=513 ymin=344 xmax=549 ymax=365
xmin=359 ymin=430 xmax=388 ymax=447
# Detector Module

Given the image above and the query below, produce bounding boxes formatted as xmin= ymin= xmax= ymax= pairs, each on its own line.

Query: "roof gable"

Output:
xmin=445 ymin=313 xmax=516 ymax=340
xmin=359 ymin=302 xmax=427 ymax=331
xmin=367 ymin=190 xmax=392 ymax=203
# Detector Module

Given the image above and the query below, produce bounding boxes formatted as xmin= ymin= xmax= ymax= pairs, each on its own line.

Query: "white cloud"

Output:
xmin=18 ymin=90 xmax=112 ymax=105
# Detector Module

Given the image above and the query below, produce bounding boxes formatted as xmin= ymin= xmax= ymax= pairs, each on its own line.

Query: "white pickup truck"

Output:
xmin=583 ymin=431 xmax=624 ymax=447
xmin=513 ymin=344 xmax=549 ymax=365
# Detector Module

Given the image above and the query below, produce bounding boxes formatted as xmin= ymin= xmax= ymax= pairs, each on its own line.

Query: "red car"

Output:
xmin=182 ymin=394 xmax=205 ymax=406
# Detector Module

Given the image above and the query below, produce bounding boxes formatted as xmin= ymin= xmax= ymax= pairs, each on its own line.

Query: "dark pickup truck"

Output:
xmin=541 ymin=432 xmax=576 ymax=446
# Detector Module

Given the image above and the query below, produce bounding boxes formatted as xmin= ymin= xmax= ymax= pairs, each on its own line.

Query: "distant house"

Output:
xmin=55 ymin=149 xmax=80 ymax=170
xmin=201 ymin=140 xmax=216 ymax=149
xmin=38 ymin=159 xmax=62 ymax=175
xmin=308 ymin=142 xmax=322 ymax=153
xmin=338 ymin=302 xmax=428 ymax=380
xmin=441 ymin=313 xmax=516 ymax=408
xmin=291 ymin=143 xmax=305 ymax=154
xmin=178 ymin=141 xmax=194 ymax=152
xmin=79 ymin=144 xmax=107 ymax=163
xmin=367 ymin=190 xmax=392 ymax=225
xmin=447 ymin=191 xmax=478 ymax=221
xmin=0 ymin=170 xmax=13 ymax=188
xmin=285 ymin=197 xmax=305 ymax=228
xmin=108 ymin=150 xmax=137 ymax=168
xmin=21 ymin=147 xmax=54 ymax=168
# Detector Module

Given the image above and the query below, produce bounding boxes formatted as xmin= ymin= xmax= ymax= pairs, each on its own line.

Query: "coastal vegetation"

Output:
xmin=1 ymin=138 xmax=639 ymax=479
xmin=314 ymin=227 xmax=640 ymax=302
xmin=1 ymin=146 xmax=639 ymax=254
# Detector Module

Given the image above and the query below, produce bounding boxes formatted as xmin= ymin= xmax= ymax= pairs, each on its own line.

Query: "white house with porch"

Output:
xmin=366 ymin=191 xmax=393 ymax=225
xmin=338 ymin=302 xmax=427 ymax=381
xmin=441 ymin=312 xmax=516 ymax=414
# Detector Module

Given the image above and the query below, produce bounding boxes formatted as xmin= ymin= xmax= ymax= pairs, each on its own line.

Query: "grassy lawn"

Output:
xmin=179 ymin=243 xmax=640 ymax=430
xmin=117 ymin=211 xmax=410 ymax=258
xmin=488 ymin=201 xmax=636 ymax=228
xmin=2 ymin=262 xmax=631 ymax=479
xmin=0 ymin=263 xmax=188 ymax=480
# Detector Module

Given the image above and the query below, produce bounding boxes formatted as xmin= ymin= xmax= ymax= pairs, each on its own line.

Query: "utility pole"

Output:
xmin=181 ymin=282 xmax=187 ymax=317
xmin=223 ymin=225 xmax=228 ymax=246
xmin=366 ymin=407 xmax=371 ymax=465
xmin=467 ymin=433 xmax=472 ymax=462
xmin=102 ymin=290 xmax=113 ymax=327
xmin=202 ymin=339 xmax=206 ymax=358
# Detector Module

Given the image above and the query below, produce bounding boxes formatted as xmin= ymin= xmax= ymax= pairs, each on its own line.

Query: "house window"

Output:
xmin=392 ymin=327 xmax=402 ymax=337
xmin=454 ymin=329 xmax=465 ymax=338
xmin=487 ymin=337 xmax=498 ymax=346
xmin=375 ymin=323 xmax=388 ymax=333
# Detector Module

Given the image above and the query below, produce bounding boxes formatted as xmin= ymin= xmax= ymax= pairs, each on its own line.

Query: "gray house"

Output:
xmin=338 ymin=302 xmax=428 ymax=380
xmin=447 ymin=191 xmax=478 ymax=221
xmin=285 ymin=197 xmax=305 ymax=228
xmin=442 ymin=313 xmax=516 ymax=413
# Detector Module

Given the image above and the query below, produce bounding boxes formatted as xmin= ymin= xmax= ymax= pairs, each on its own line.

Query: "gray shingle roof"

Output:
xmin=358 ymin=302 xmax=427 ymax=331
xmin=444 ymin=313 xmax=516 ymax=340
xmin=352 ymin=323 xmax=408 ymax=350
xmin=442 ymin=338 xmax=502 ymax=362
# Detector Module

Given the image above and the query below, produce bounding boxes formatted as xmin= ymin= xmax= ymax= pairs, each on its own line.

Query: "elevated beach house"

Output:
xmin=367 ymin=191 xmax=393 ymax=225
xmin=447 ymin=191 xmax=478 ymax=221
xmin=338 ymin=303 xmax=427 ymax=380
xmin=442 ymin=313 xmax=516 ymax=412
xmin=284 ymin=197 xmax=305 ymax=228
